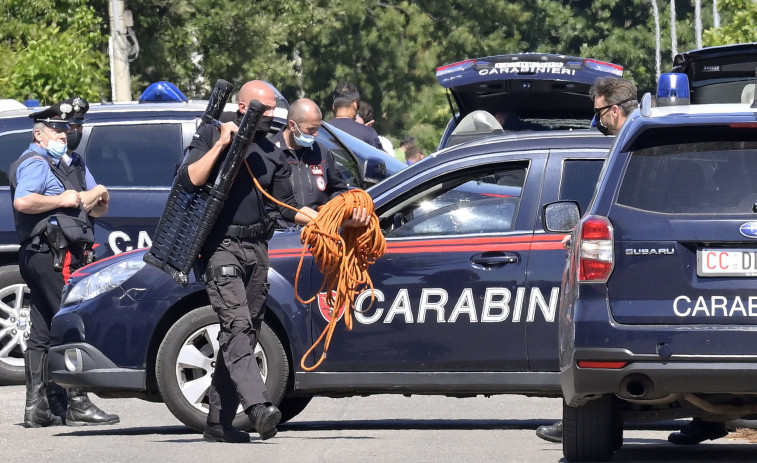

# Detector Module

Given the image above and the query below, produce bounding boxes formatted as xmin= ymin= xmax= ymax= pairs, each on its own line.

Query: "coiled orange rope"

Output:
xmin=244 ymin=161 xmax=386 ymax=371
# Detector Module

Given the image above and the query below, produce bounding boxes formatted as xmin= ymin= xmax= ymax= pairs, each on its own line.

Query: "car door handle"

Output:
xmin=471 ymin=252 xmax=520 ymax=266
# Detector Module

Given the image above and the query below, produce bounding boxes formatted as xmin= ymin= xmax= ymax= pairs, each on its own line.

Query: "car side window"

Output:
xmin=85 ymin=124 xmax=182 ymax=187
xmin=0 ymin=131 xmax=33 ymax=187
xmin=383 ymin=163 xmax=527 ymax=238
xmin=560 ymin=159 xmax=604 ymax=213
xmin=329 ymin=148 xmax=360 ymax=188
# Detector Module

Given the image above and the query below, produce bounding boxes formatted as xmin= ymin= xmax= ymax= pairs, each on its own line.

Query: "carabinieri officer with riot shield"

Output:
xmin=10 ymin=98 xmax=118 ymax=428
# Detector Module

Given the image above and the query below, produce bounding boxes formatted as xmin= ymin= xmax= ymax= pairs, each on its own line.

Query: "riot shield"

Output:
xmin=144 ymin=81 xmax=268 ymax=285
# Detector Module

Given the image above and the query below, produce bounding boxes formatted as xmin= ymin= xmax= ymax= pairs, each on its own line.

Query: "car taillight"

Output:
xmin=578 ymin=215 xmax=614 ymax=282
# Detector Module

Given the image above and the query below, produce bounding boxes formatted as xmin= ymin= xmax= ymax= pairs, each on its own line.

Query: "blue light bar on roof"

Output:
xmin=139 ymin=81 xmax=188 ymax=103
xmin=656 ymin=73 xmax=690 ymax=106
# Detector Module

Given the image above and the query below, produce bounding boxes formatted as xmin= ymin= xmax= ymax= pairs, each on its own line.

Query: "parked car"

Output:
xmin=435 ymin=52 xmax=624 ymax=149
xmin=48 ymin=129 xmax=613 ymax=431
xmin=546 ymin=73 xmax=757 ymax=461
xmin=672 ymin=41 xmax=757 ymax=104
xmin=0 ymin=85 xmax=404 ymax=384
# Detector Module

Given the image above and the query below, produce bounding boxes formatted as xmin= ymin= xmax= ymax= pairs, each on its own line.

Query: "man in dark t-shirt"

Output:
xmin=328 ymin=82 xmax=385 ymax=152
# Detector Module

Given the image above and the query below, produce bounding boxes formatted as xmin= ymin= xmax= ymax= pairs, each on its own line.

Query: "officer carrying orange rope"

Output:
xmin=148 ymin=79 xmax=384 ymax=444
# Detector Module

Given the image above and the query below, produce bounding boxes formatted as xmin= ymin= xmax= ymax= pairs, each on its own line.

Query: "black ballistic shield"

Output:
xmin=144 ymin=81 xmax=268 ymax=285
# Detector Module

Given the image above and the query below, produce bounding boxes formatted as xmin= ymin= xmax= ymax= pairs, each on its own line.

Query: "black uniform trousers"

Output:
xmin=201 ymin=234 xmax=271 ymax=426
xmin=18 ymin=241 xmax=81 ymax=353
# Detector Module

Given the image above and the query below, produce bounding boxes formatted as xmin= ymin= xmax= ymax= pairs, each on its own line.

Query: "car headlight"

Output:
xmin=63 ymin=256 xmax=146 ymax=305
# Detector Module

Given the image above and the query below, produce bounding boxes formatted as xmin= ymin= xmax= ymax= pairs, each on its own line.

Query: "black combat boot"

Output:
xmin=23 ymin=350 xmax=62 ymax=428
xmin=203 ymin=424 xmax=251 ymax=443
xmin=46 ymin=381 xmax=69 ymax=424
xmin=65 ymin=390 xmax=120 ymax=426
xmin=248 ymin=403 xmax=281 ymax=440
xmin=203 ymin=384 xmax=250 ymax=443
xmin=668 ymin=418 xmax=728 ymax=445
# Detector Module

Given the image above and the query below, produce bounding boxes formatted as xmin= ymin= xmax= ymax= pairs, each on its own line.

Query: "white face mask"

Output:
xmin=40 ymin=131 xmax=68 ymax=160
xmin=293 ymin=122 xmax=316 ymax=148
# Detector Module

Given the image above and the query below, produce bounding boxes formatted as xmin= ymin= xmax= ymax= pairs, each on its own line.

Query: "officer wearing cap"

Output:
xmin=9 ymin=98 xmax=118 ymax=428
xmin=64 ymin=96 xmax=89 ymax=152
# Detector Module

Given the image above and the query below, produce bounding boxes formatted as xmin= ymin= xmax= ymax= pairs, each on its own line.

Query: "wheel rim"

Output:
xmin=0 ymin=283 xmax=31 ymax=368
xmin=174 ymin=322 xmax=268 ymax=414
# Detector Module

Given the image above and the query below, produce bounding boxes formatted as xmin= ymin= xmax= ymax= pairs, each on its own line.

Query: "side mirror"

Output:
xmin=543 ymin=201 xmax=581 ymax=233
xmin=362 ymin=158 xmax=388 ymax=186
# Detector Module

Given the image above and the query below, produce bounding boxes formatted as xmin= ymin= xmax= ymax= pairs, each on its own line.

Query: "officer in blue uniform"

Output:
xmin=10 ymin=98 xmax=119 ymax=428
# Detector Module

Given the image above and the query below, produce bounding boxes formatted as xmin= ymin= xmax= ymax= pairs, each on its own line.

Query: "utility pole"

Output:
xmin=109 ymin=0 xmax=132 ymax=102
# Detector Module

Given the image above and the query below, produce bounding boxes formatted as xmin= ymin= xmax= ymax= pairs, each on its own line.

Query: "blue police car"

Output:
xmin=0 ymin=84 xmax=404 ymax=384
xmin=48 ymin=127 xmax=613 ymax=432
xmin=545 ymin=73 xmax=757 ymax=461
xmin=436 ymin=52 xmax=624 ymax=149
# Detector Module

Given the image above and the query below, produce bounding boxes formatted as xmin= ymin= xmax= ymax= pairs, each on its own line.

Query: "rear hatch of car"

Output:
xmin=605 ymin=118 xmax=757 ymax=328
xmin=436 ymin=53 xmax=623 ymax=148
xmin=672 ymin=42 xmax=757 ymax=104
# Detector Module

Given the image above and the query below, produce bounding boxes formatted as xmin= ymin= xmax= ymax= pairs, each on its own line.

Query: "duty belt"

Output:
xmin=213 ymin=222 xmax=267 ymax=239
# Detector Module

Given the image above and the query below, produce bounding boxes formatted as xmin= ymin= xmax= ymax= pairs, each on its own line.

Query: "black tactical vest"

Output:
xmin=9 ymin=150 xmax=94 ymax=245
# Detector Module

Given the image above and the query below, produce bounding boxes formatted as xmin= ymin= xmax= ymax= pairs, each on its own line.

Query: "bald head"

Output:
xmin=284 ymin=98 xmax=322 ymax=148
xmin=237 ymin=80 xmax=276 ymax=115
xmin=288 ymin=98 xmax=322 ymax=124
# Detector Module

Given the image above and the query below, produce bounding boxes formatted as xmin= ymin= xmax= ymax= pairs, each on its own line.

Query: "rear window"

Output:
xmin=616 ymin=126 xmax=757 ymax=214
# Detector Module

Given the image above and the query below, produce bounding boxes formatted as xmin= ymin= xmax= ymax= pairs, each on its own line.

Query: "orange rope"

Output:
xmin=243 ymin=161 xmax=386 ymax=371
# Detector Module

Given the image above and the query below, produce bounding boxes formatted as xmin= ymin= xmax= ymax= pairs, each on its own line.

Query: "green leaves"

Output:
xmin=2 ymin=0 xmax=750 ymax=153
xmin=0 ymin=0 xmax=108 ymax=104
xmin=703 ymin=0 xmax=757 ymax=45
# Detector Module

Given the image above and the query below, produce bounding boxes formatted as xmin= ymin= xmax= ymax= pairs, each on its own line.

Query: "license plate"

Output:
xmin=697 ymin=248 xmax=757 ymax=277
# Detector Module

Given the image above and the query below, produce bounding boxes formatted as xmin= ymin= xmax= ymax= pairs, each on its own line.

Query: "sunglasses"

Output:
xmin=593 ymin=98 xmax=635 ymax=119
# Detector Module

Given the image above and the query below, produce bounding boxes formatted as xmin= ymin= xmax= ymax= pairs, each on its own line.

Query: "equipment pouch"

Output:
xmin=54 ymin=214 xmax=95 ymax=246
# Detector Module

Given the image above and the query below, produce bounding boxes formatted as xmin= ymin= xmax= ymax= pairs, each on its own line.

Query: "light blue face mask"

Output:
xmin=40 ymin=131 xmax=68 ymax=160
xmin=293 ymin=122 xmax=316 ymax=148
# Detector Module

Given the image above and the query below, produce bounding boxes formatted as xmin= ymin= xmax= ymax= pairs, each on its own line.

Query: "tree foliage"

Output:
xmin=0 ymin=0 xmax=108 ymax=104
xmin=703 ymin=0 xmax=757 ymax=45
xmin=1 ymin=1 xmax=750 ymax=152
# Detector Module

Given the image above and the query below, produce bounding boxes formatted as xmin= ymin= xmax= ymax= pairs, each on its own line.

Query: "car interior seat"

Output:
xmin=446 ymin=110 xmax=505 ymax=147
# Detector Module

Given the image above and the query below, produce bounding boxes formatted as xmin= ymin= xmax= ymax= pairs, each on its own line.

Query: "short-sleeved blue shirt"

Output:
xmin=14 ymin=143 xmax=97 ymax=199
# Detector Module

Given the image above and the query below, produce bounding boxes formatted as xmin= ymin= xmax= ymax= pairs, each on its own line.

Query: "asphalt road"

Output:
xmin=1 ymin=385 xmax=756 ymax=462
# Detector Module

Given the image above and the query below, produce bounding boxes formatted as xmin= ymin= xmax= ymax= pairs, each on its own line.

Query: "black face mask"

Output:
xmin=67 ymin=129 xmax=82 ymax=150
xmin=255 ymin=115 xmax=273 ymax=137
xmin=236 ymin=113 xmax=274 ymax=141
xmin=596 ymin=118 xmax=611 ymax=136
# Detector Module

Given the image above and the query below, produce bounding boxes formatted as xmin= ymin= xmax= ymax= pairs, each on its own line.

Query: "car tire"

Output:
xmin=278 ymin=395 xmax=313 ymax=423
xmin=0 ymin=265 xmax=30 ymax=385
xmin=562 ymin=395 xmax=616 ymax=462
xmin=155 ymin=305 xmax=290 ymax=432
